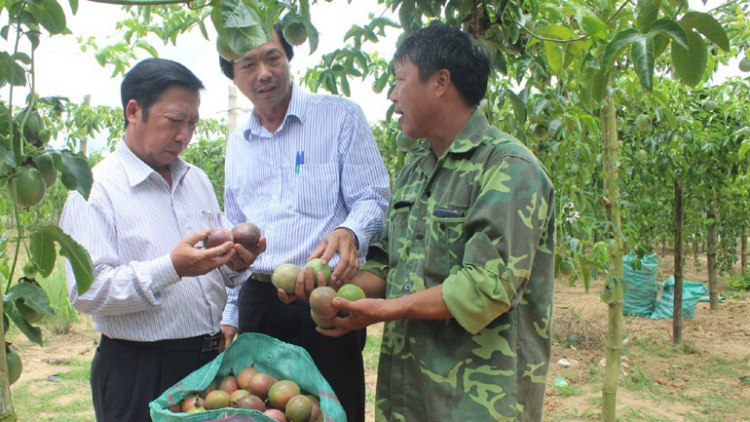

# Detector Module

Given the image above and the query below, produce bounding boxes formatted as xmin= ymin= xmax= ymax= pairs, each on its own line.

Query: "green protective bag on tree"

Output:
xmin=650 ymin=276 xmax=709 ymax=320
xmin=622 ymin=253 xmax=659 ymax=317
xmin=149 ymin=332 xmax=347 ymax=422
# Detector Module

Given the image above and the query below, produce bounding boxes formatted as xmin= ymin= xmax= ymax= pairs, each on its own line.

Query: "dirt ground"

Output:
xmin=9 ymin=252 xmax=750 ymax=422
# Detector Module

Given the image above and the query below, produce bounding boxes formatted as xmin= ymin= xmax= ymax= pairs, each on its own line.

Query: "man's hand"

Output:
xmin=316 ymin=297 xmax=386 ymax=337
xmin=309 ymin=228 xmax=359 ymax=289
xmin=171 ymin=230 xmax=235 ymax=278
xmin=226 ymin=236 xmax=267 ymax=272
xmin=219 ymin=325 xmax=237 ymax=352
xmin=277 ymin=266 xmax=327 ymax=304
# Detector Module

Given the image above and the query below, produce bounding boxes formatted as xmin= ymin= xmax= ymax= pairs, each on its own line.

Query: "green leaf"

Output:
xmin=542 ymin=25 xmax=573 ymax=73
xmin=30 ymin=229 xmax=57 ymax=277
xmin=503 ymin=89 xmax=526 ymax=125
xmin=629 ymin=33 xmax=655 ymax=91
xmin=28 ymin=0 xmax=67 ymax=35
xmin=679 ymin=11 xmax=730 ymax=52
xmin=217 ymin=0 xmax=267 ymax=54
xmin=652 ymin=33 xmax=670 ymax=58
xmin=68 ymin=0 xmax=78 ymax=15
xmin=8 ymin=281 xmax=55 ymax=318
xmin=740 ymin=139 xmax=750 ymax=159
xmin=635 ymin=0 xmax=662 ymax=33
xmin=671 ymin=30 xmax=707 ymax=87
xmin=591 ymin=69 xmax=611 ymax=105
xmin=37 ymin=225 xmax=94 ymax=295
xmin=0 ymin=142 xmax=15 ymax=167
xmin=579 ymin=10 xmax=608 ymax=41
xmin=3 ymin=295 xmax=42 ymax=345
xmin=648 ymin=18 xmax=688 ymax=49
xmin=60 ymin=150 xmax=93 ymax=199
xmin=660 ymin=107 xmax=677 ymax=129
xmin=373 ymin=72 xmax=389 ymax=94
xmin=340 ymin=73 xmax=350 ymax=97
xmin=601 ymin=28 xmax=643 ymax=71
xmin=301 ymin=20 xmax=319 ymax=54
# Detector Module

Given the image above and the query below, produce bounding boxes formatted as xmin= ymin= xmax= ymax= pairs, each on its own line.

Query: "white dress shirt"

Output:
xmin=61 ymin=141 xmax=247 ymax=342
xmin=224 ymin=84 xmax=390 ymax=274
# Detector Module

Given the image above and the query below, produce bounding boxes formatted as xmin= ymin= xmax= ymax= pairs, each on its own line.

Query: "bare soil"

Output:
xmin=9 ymin=252 xmax=750 ymax=422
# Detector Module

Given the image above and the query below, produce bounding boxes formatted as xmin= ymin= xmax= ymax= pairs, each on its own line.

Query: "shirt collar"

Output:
xmin=447 ymin=108 xmax=490 ymax=154
xmin=116 ymin=141 xmax=190 ymax=188
xmin=244 ymin=83 xmax=307 ymax=140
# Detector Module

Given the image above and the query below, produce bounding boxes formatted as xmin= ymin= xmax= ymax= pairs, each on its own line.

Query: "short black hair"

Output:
xmin=121 ymin=58 xmax=204 ymax=127
xmin=219 ymin=24 xmax=294 ymax=80
xmin=394 ymin=22 xmax=490 ymax=106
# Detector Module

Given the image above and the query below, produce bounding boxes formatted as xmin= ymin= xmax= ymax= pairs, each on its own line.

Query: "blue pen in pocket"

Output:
xmin=295 ymin=150 xmax=305 ymax=175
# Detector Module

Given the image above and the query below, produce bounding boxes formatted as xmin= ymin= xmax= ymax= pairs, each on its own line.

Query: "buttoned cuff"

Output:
xmin=221 ymin=303 xmax=239 ymax=328
xmin=151 ymin=254 xmax=181 ymax=292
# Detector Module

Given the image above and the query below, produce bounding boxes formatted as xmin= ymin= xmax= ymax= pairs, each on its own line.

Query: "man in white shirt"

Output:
xmin=219 ymin=25 xmax=390 ymax=422
xmin=60 ymin=58 xmax=265 ymax=422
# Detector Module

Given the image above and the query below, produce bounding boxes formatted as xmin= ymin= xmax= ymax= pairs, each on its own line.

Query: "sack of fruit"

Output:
xmin=150 ymin=332 xmax=346 ymax=422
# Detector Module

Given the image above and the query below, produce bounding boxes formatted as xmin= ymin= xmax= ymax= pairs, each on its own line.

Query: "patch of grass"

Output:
xmin=57 ymin=357 xmax=91 ymax=383
xmin=11 ymin=358 xmax=94 ymax=422
xmin=620 ymin=406 xmax=675 ymax=422
xmin=38 ymin=262 xmax=80 ymax=334
xmin=622 ymin=363 xmax=669 ymax=401
xmin=363 ymin=330 xmax=381 ymax=373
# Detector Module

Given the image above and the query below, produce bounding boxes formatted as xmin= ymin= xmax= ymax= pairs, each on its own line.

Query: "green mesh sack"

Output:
xmin=622 ymin=253 xmax=659 ymax=317
xmin=150 ymin=332 xmax=346 ymax=422
xmin=650 ymin=276 xmax=709 ymax=320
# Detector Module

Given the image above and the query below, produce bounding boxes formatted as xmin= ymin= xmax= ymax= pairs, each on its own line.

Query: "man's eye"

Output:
xmin=243 ymin=62 xmax=256 ymax=69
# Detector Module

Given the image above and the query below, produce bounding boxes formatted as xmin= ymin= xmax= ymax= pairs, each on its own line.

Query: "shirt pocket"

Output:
xmin=424 ymin=205 xmax=468 ymax=281
xmin=294 ymin=163 xmax=338 ymax=217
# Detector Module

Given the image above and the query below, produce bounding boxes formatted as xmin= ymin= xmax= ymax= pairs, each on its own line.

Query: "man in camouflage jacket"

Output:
xmin=314 ymin=23 xmax=555 ymax=421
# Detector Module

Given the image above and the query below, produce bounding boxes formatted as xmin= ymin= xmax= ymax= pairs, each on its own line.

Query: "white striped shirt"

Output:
xmin=60 ymin=141 xmax=247 ymax=342
xmin=224 ymin=84 xmax=390 ymax=275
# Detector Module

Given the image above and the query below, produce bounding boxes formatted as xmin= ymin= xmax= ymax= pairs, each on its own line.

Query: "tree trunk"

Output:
xmin=228 ymin=85 xmax=238 ymax=134
xmin=673 ymin=179 xmax=683 ymax=345
xmin=693 ymin=238 xmax=699 ymax=270
xmin=742 ymin=225 xmax=747 ymax=275
xmin=600 ymin=95 xmax=624 ymax=422
xmin=79 ymin=94 xmax=91 ymax=156
xmin=707 ymin=204 xmax=719 ymax=310
xmin=0 ymin=295 xmax=17 ymax=420
xmin=661 ymin=237 xmax=666 ymax=258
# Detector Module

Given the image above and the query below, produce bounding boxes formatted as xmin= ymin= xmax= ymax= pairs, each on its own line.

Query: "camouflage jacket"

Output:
xmin=361 ymin=109 xmax=555 ymax=422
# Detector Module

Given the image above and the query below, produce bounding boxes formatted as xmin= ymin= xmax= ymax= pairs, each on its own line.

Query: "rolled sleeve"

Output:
xmin=443 ymin=155 xmax=551 ymax=335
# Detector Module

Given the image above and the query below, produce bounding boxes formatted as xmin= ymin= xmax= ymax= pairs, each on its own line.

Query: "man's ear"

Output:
xmin=433 ymin=69 xmax=451 ymax=98
xmin=125 ymin=99 xmax=141 ymax=126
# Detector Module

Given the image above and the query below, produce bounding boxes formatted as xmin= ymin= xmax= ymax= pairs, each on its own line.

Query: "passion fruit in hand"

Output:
xmin=232 ymin=222 xmax=261 ymax=250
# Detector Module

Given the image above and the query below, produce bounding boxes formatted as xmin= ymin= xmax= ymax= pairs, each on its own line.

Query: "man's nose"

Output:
xmin=175 ymin=121 xmax=194 ymax=143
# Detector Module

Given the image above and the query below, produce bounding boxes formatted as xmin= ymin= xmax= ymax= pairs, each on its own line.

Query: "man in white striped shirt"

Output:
xmin=60 ymin=58 xmax=265 ymax=422
xmin=219 ymin=25 xmax=390 ymax=422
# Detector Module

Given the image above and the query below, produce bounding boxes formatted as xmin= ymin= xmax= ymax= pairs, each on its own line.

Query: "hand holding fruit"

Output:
xmin=275 ymin=262 xmax=328 ymax=304
xmin=225 ymin=235 xmax=267 ymax=272
xmin=308 ymin=228 xmax=359 ymax=288
xmin=172 ymin=230 xmax=235 ymax=278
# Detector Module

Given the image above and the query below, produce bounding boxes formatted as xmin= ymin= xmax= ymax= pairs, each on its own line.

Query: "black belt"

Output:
xmin=252 ymin=272 xmax=273 ymax=283
xmin=100 ymin=332 xmax=222 ymax=353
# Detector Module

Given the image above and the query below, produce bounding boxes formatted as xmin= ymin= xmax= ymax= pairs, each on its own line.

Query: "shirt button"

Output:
xmin=415 ymin=233 xmax=424 ymax=240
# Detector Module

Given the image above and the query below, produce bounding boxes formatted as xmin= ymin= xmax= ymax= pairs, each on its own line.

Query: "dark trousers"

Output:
xmin=238 ymin=278 xmax=366 ymax=422
xmin=91 ymin=335 xmax=219 ymax=422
